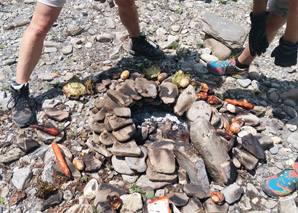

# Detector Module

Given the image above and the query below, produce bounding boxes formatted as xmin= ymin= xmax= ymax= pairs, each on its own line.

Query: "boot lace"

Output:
xmin=7 ymin=87 xmax=30 ymax=111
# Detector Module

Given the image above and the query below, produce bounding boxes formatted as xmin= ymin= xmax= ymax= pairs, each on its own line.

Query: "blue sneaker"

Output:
xmin=262 ymin=167 xmax=298 ymax=197
xmin=207 ymin=59 xmax=249 ymax=79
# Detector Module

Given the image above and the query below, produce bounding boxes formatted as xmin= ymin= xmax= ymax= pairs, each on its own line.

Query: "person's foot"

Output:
xmin=131 ymin=35 xmax=164 ymax=60
xmin=207 ymin=58 xmax=249 ymax=79
xmin=261 ymin=169 xmax=298 ymax=197
xmin=8 ymin=83 xmax=35 ymax=127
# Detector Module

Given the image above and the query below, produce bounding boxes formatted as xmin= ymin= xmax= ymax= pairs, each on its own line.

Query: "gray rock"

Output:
xmin=237 ymin=79 xmax=251 ymax=88
xmin=109 ymin=140 xmax=141 ymax=157
xmin=135 ymin=78 xmax=158 ymax=99
xmin=107 ymin=89 xmax=134 ymax=107
xmin=112 ymin=124 xmax=136 ymax=142
xmin=159 ymin=35 xmax=179 ymax=49
xmin=86 ymin=138 xmax=112 ymax=157
xmin=284 ymin=99 xmax=296 ymax=107
xmin=0 ymin=148 xmax=25 ymax=164
xmin=45 ymin=109 xmax=69 ymax=121
xmin=269 ymin=143 xmax=279 ymax=155
xmin=61 ymin=45 xmax=73 ymax=55
xmin=268 ymin=91 xmax=280 ymax=103
xmin=281 ymin=89 xmax=298 ymax=102
xmin=2 ymin=58 xmax=16 ymax=66
xmin=287 ymin=132 xmax=298 ymax=150
xmin=96 ymin=33 xmax=114 ymax=42
xmin=113 ymin=107 xmax=131 ymax=118
xmin=84 ymin=179 xmax=99 ymax=200
xmin=120 ymin=193 xmax=143 ymax=213
xmin=181 ymin=198 xmax=203 ymax=213
xmin=221 ymin=183 xmax=244 ymax=204
xmin=38 ymin=72 xmax=57 ymax=81
xmin=35 ymin=190 xmax=63 ymax=211
xmin=159 ymin=82 xmax=179 ymax=104
xmin=112 ymin=155 xmax=135 ymax=175
xmin=17 ymin=137 xmax=40 ymax=153
xmin=168 ymin=192 xmax=189 ymax=207
xmin=148 ymin=147 xmax=175 ymax=174
xmin=190 ymin=118 xmax=234 ymax=185
xmin=98 ymin=131 xmax=117 ymax=146
xmin=242 ymin=134 xmax=265 ymax=160
xmin=12 ymin=167 xmax=32 ymax=189
xmin=146 ymin=158 xmax=177 ymax=182
xmin=236 ymin=113 xmax=260 ymax=126
xmin=83 ymin=153 xmax=103 ymax=172
xmin=174 ymin=143 xmax=210 ymax=197
xmin=284 ymin=106 xmax=297 ymax=118
xmin=232 ymin=148 xmax=258 ymax=170
xmin=135 ymin=175 xmax=173 ymax=190
xmin=187 ymin=101 xmax=212 ymax=123
xmin=201 ymin=12 xmax=246 ymax=49
xmin=279 ymin=192 xmax=297 ymax=213
xmin=200 ymin=53 xmax=218 ymax=62
xmin=183 ymin=184 xmax=210 ymax=199
xmin=174 ymin=85 xmax=197 ymax=116
xmin=204 ymin=38 xmax=231 ymax=60
xmin=42 ymin=99 xmax=61 ymax=109
xmin=125 ymin=146 xmax=148 ymax=173
xmin=203 ymin=198 xmax=229 ymax=213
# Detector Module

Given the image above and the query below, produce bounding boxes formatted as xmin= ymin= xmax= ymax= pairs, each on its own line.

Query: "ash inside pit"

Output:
xmin=131 ymin=105 xmax=190 ymax=145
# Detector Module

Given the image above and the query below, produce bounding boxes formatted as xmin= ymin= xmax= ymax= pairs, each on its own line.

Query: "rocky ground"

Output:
xmin=1 ymin=0 xmax=298 ymax=212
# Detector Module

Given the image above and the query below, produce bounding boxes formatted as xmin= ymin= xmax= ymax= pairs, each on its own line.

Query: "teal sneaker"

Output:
xmin=207 ymin=59 xmax=249 ymax=79
xmin=261 ymin=163 xmax=298 ymax=197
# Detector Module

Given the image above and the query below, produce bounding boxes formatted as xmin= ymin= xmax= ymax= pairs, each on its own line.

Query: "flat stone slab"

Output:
xmin=202 ymin=11 xmax=246 ymax=49
xmin=109 ymin=140 xmax=141 ymax=157
xmin=148 ymin=147 xmax=176 ymax=174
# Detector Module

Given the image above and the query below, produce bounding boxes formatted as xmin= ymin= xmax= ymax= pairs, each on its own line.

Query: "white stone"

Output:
xmin=83 ymin=178 xmax=98 ymax=199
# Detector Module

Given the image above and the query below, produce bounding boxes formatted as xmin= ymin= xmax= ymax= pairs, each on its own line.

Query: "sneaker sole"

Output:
xmin=129 ymin=50 xmax=165 ymax=61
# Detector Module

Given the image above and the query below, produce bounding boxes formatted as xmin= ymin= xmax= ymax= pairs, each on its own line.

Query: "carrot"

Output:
xmin=30 ymin=125 xmax=60 ymax=136
xmin=225 ymin=99 xmax=254 ymax=109
xmin=51 ymin=142 xmax=71 ymax=178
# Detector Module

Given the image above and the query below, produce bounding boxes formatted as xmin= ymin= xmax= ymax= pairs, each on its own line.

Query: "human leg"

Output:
xmin=10 ymin=2 xmax=62 ymax=127
xmin=114 ymin=0 xmax=140 ymax=37
xmin=238 ymin=12 xmax=286 ymax=65
xmin=16 ymin=2 xmax=62 ymax=84
xmin=207 ymin=11 xmax=286 ymax=78
xmin=283 ymin=0 xmax=298 ymax=44
xmin=114 ymin=0 xmax=164 ymax=60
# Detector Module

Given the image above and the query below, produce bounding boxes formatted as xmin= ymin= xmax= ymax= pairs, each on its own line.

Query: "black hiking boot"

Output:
xmin=131 ymin=35 xmax=165 ymax=60
xmin=8 ymin=83 xmax=35 ymax=127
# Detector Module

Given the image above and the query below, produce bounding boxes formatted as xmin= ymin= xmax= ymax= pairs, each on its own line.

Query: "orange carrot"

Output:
xmin=30 ymin=125 xmax=60 ymax=136
xmin=225 ymin=99 xmax=254 ymax=109
xmin=51 ymin=142 xmax=71 ymax=178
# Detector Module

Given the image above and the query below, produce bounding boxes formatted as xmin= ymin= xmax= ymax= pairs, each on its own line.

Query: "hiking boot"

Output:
xmin=207 ymin=59 xmax=249 ymax=79
xmin=8 ymin=83 xmax=35 ymax=127
xmin=131 ymin=35 xmax=165 ymax=60
xmin=261 ymin=169 xmax=298 ymax=197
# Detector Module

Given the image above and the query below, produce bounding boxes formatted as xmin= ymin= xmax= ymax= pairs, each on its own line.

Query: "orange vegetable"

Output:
xmin=107 ymin=195 xmax=122 ymax=210
xmin=30 ymin=125 xmax=60 ymax=136
xmin=225 ymin=99 xmax=253 ymax=109
xmin=207 ymin=95 xmax=220 ymax=105
xmin=51 ymin=142 xmax=71 ymax=178
xmin=211 ymin=190 xmax=225 ymax=204
xmin=197 ymin=92 xmax=208 ymax=100
xmin=199 ymin=83 xmax=209 ymax=93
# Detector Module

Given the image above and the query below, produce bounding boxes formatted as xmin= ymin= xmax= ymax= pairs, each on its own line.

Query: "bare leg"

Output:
xmin=114 ymin=0 xmax=140 ymax=37
xmin=16 ymin=3 xmax=62 ymax=84
xmin=283 ymin=0 xmax=298 ymax=43
xmin=238 ymin=12 xmax=286 ymax=65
